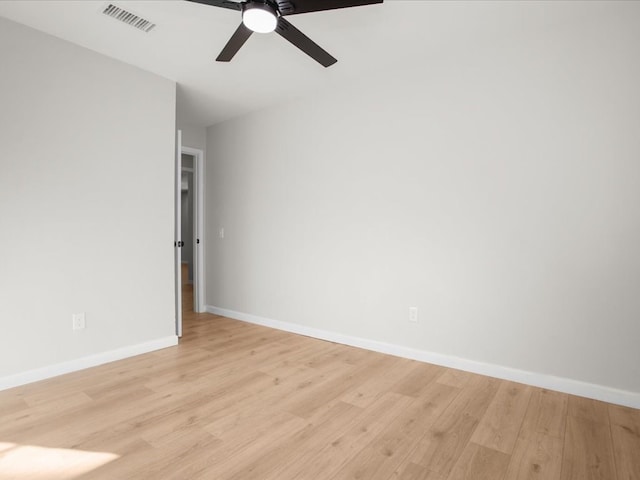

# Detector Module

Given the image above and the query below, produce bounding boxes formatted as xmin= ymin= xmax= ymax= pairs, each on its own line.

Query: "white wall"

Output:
xmin=205 ymin=4 xmax=640 ymax=401
xmin=0 ymin=18 xmax=177 ymax=382
xmin=178 ymin=123 xmax=206 ymax=152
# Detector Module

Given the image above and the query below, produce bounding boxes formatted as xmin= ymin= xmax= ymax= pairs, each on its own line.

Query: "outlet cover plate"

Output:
xmin=72 ymin=313 xmax=86 ymax=330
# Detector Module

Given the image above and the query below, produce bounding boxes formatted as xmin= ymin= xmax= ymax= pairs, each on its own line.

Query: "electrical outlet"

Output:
xmin=72 ymin=312 xmax=85 ymax=331
xmin=219 ymin=227 xmax=224 ymax=239
xmin=409 ymin=307 xmax=418 ymax=323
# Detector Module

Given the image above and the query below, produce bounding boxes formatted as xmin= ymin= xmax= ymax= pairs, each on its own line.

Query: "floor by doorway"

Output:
xmin=181 ymin=262 xmax=195 ymax=316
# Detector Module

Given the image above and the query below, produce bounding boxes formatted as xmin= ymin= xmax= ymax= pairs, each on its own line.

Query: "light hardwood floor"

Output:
xmin=0 ymin=278 xmax=639 ymax=479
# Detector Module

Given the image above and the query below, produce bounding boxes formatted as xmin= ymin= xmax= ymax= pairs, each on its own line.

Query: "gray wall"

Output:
xmin=0 ymin=18 xmax=176 ymax=378
xmin=205 ymin=4 xmax=640 ymax=396
xmin=179 ymin=124 xmax=206 ymax=152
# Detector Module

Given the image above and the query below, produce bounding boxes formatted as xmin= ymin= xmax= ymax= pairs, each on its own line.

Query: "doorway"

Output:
xmin=181 ymin=155 xmax=195 ymax=314
xmin=175 ymin=142 xmax=205 ymax=337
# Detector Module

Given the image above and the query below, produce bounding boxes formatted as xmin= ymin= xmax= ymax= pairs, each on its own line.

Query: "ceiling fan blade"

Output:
xmin=277 ymin=0 xmax=382 ymax=16
xmin=216 ymin=23 xmax=253 ymax=62
xmin=185 ymin=0 xmax=242 ymax=11
xmin=275 ymin=17 xmax=337 ymax=67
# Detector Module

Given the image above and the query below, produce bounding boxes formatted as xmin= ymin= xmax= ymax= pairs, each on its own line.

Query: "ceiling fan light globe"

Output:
xmin=242 ymin=6 xmax=277 ymax=33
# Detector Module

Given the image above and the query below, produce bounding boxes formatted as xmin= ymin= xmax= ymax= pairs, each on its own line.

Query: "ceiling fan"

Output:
xmin=186 ymin=0 xmax=383 ymax=67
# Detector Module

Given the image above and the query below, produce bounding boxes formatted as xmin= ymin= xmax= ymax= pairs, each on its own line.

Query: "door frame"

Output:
xmin=181 ymin=145 xmax=205 ymax=313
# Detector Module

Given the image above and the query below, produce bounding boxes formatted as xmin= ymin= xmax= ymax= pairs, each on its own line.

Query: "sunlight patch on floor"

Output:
xmin=0 ymin=442 xmax=119 ymax=479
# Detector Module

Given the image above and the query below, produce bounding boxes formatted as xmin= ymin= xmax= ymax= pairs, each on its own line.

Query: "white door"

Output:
xmin=174 ymin=130 xmax=183 ymax=337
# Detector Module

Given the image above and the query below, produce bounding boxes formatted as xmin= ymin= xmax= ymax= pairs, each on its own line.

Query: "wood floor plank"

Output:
xmin=436 ymin=368 xmax=475 ymax=389
xmin=274 ymin=392 xmax=415 ymax=480
xmin=331 ymin=381 xmax=461 ymax=480
xmin=520 ymin=388 xmax=569 ymax=439
xmin=0 ymin=390 xmax=93 ymax=435
xmin=303 ymin=342 xmax=374 ymax=369
xmin=446 ymin=442 xmax=511 ymax=480
xmin=567 ymin=395 xmax=610 ymax=424
xmin=199 ymin=359 xmax=358 ymax=433
xmin=409 ymin=375 xmax=500 ymax=478
xmin=391 ymin=361 xmax=444 ymax=398
xmin=256 ymin=342 xmax=333 ymax=376
xmin=609 ymin=404 xmax=640 ymax=480
xmin=388 ymin=461 xmax=446 ymax=480
xmin=340 ymin=356 xmax=414 ymax=408
xmin=194 ymin=413 xmax=308 ymax=479
xmin=222 ymin=401 xmax=363 ymax=480
xmin=504 ymin=430 xmax=564 ymax=480
xmin=285 ymin=355 xmax=392 ymax=419
xmin=502 ymin=388 xmax=567 ymax=480
xmin=0 ymin=392 xmax=28 ymax=416
xmin=470 ymin=380 xmax=533 ymax=454
xmin=560 ymin=414 xmax=617 ymax=480
xmin=85 ymin=429 xmax=221 ymax=480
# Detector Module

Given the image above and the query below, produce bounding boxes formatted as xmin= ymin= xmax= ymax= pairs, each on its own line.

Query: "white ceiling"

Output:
xmin=0 ymin=1 xmax=623 ymax=127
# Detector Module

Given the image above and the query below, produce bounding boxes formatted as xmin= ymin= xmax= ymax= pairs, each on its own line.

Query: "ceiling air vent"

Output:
xmin=102 ymin=4 xmax=156 ymax=33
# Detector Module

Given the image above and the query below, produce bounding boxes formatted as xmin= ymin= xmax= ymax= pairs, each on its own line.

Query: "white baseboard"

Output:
xmin=206 ymin=305 xmax=640 ymax=409
xmin=0 ymin=336 xmax=178 ymax=392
